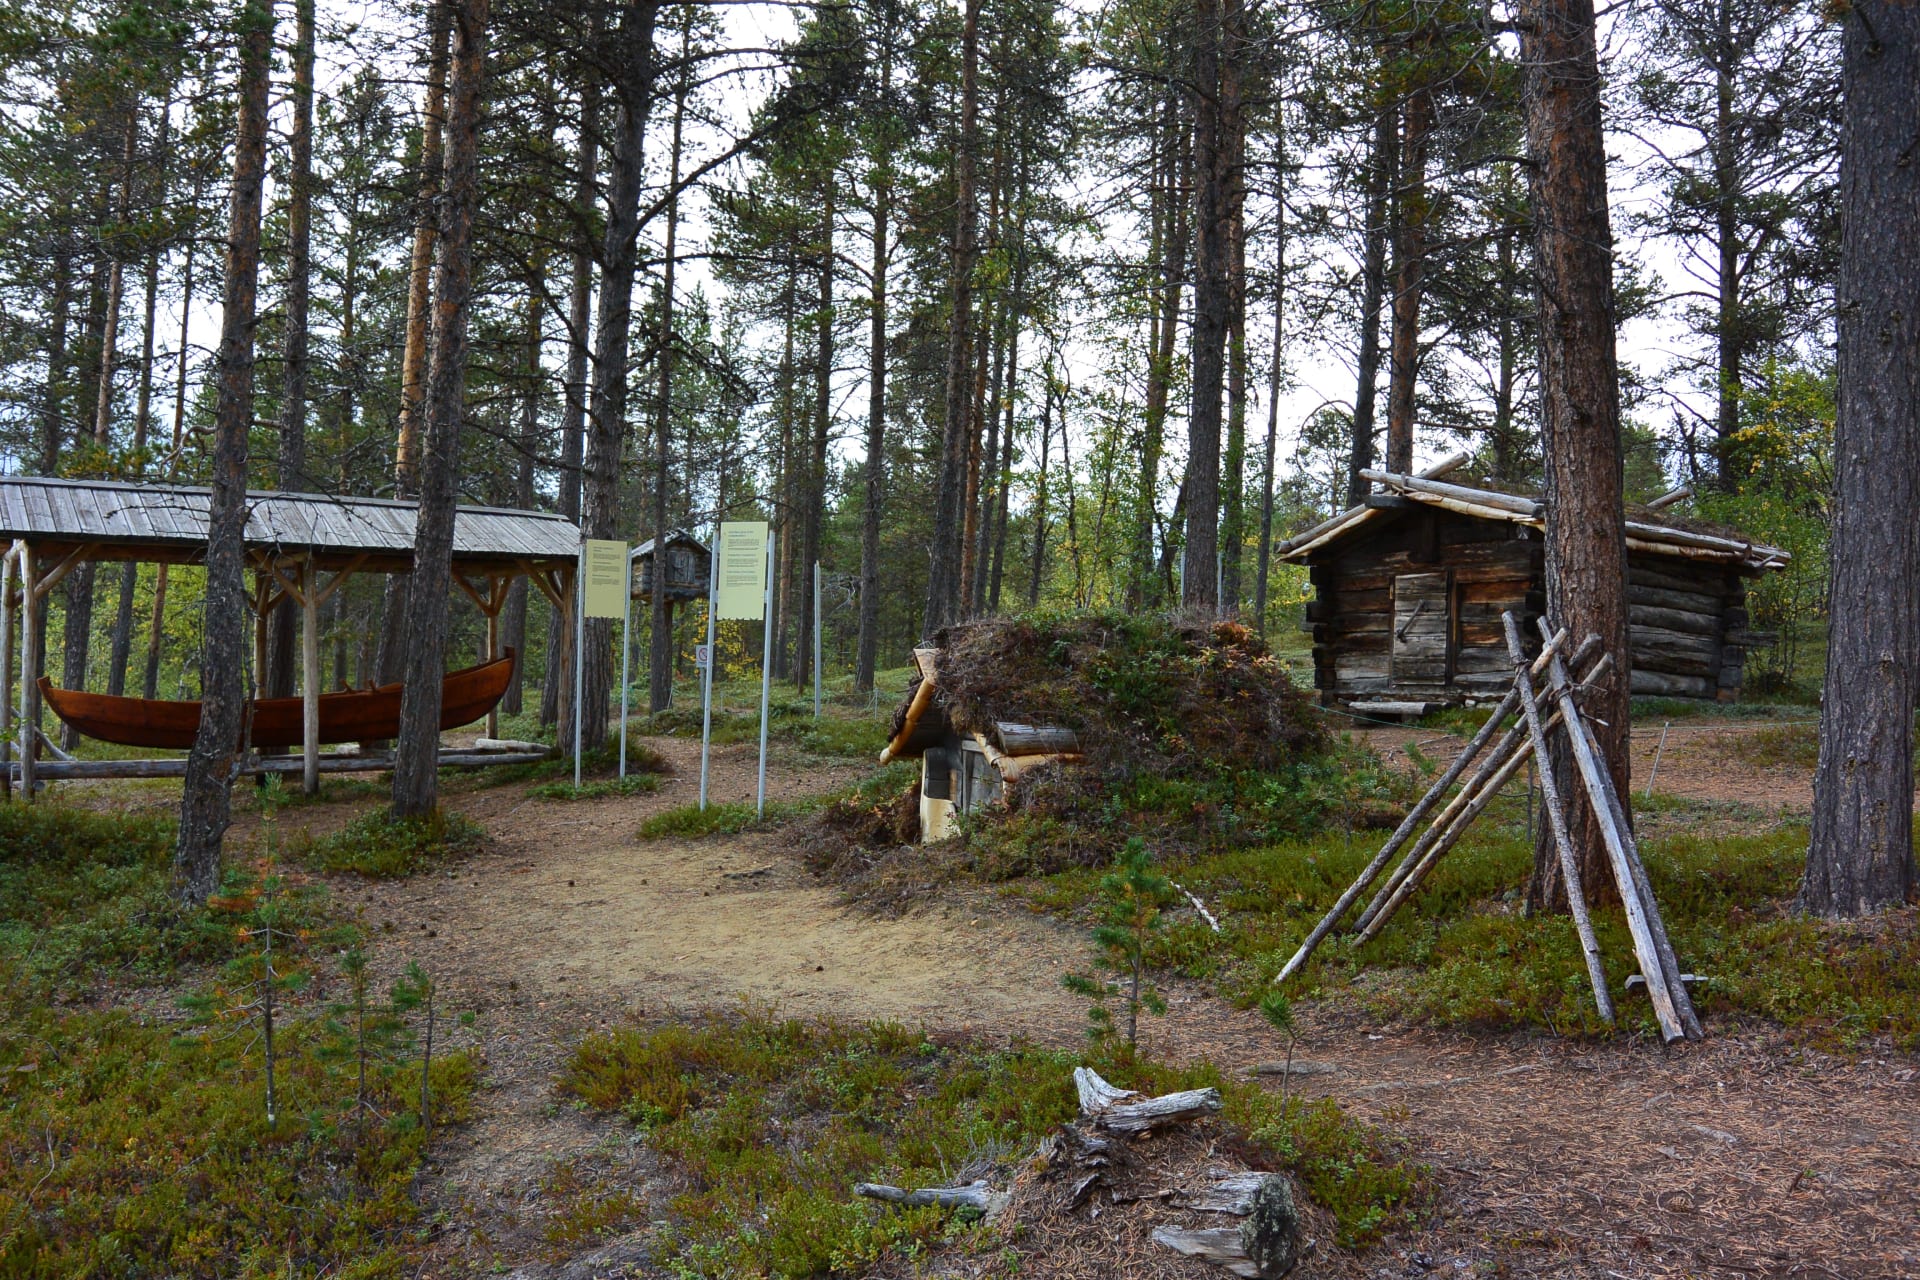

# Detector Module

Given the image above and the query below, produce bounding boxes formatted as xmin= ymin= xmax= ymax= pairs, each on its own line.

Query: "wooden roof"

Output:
xmin=1278 ymin=468 xmax=1789 ymax=574
xmin=0 ymin=476 xmax=579 ymax=573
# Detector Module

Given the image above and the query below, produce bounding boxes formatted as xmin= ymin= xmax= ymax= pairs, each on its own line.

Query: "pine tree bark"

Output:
xmin=146 ymin=179 xmax=198 ymax=701
xmin=542 ymin=50 xmax=599 ymax=729
xmin=1518 ymin=0 xmax=1629 ymax=911
xmin=1183 ymin=0 xmax=1229 ymax=613
xmin=174 ymin=0 xmax=274 ymax=905
xmin=648 ymin=19 xmax=690 ymax=716
xmin=378 ymin=1 xmax=450 ymax=692
xmin=392 ymin=0 xmax=488 ymax=819
xmin=1254 ymin=140 xmax=1286 ymax=635
xmin=1218 ymin=0 xmax=1248 ymax=613
xmin=1802 ymin=1 xmax=1920 ymax=917
xmin=1027 ymin=366 xmax=1056 ymax=607
xmin=923 ymin=0 xmax=981 ymax=637
xmin=1347 ymin=108 xmax=1394 ymax=506
xmin=501 ymin=284 xmax=540 ymax=715
xmin=1132 ymin=97 xmax=1188 ymax=609
xmin=855 ymin=131 xmax=891 ymax=691
xmin=1385 ymin=86 xmax=1432 ymax=475
xmin=267 ymin=0 xmax=315 ymax=708
xmin=579 ymin=0 xmax=661 ymax=750
xmin=797 ymin=178 xmax=833 ymax=688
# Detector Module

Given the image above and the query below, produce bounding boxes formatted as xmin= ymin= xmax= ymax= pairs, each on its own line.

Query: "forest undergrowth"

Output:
xmin=0 ymin=800 xmax=476 ymax=1278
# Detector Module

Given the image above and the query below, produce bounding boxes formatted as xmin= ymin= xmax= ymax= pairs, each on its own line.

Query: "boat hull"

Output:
xmin=37 ymin=651 xmax=517 ymax=751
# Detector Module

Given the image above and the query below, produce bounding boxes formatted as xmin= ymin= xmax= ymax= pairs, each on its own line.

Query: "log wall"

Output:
xmin=1304 ymin=508 xmax=1756 ymax=706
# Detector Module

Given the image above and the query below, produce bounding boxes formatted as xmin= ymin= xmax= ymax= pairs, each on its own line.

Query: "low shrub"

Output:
xmin=527 ymin=774 xmax=661 ymax=801
xmin=561 ymin=1011 xmax=1423 ymax=1274
xmin=303 ymin=809 xmax=486 ymax=878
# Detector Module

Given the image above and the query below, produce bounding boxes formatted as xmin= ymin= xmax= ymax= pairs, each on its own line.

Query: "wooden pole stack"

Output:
xmin=1275 ymin=611 xmax=1702 ymax=1043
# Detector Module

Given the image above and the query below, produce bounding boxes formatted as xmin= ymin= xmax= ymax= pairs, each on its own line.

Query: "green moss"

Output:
xmin=303 ymin=810 xmax=486 ymax=878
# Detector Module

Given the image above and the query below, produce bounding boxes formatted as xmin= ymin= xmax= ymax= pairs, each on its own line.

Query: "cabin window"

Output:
xmin=1391 ymin=571 xmax=1452 ymax=685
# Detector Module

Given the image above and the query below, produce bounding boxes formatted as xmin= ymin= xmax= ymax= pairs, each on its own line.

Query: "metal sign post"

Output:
xmin=619 ymin=548 xmax=636 ymax=779
xmin=757 ymin=531 xmax=774 ymax=818
xmin=577 ymin=537 xmax=630 ymax=788
xmin=812 ymin=560 xmax=822 ymax=719
xmin=698 ymin=524 xmax=719 ymax=809
xmin=708 ymin=521 xmax=771 ymax=813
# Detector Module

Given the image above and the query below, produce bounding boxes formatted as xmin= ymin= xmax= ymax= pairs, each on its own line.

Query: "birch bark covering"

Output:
xmin=174 ymin=0 xmax=275 ymax=903
xmin=1803 ymin=1 xmax=1920 ymax=916
xmin=1518 ymin=0 xmax=1630 ymax=910
xmin=392 ymin=0 xmax=488 ymax=819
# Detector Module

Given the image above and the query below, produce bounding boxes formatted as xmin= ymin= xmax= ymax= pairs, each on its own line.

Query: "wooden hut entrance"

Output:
xmin=0 ymin=476 xmax=581 ymax=796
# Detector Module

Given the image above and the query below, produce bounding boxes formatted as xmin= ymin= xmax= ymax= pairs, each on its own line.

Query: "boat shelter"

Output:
xmin=0 ymin=476 xmax=581 ymax=796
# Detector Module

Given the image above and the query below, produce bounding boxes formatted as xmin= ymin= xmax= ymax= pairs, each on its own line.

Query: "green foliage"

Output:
xmin=302 ymin=810 xmax=485 ymax=878
xmin=637 ymin=798 xmax=818 ymax=840
xmin=527 ymin=774 xmax=662 ymax=802
xmin=0 ymin=799 xmax=474 ymax=1277
xmin=562 ymin=1011 xmax=1424 ymax=1274
xmin=1063 ymin=838 xmax=1175 ymax=1046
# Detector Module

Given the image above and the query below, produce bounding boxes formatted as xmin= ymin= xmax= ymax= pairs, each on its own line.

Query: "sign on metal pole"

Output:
xmin=576 ymin=538 xmax=628 ymax=788
xmin=702 ymin=522 xmax=769 ymax=809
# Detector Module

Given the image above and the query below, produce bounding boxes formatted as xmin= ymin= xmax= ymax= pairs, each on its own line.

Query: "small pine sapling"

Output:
xmin=1259 ymin=991 xmax=1301 ymax=1107
xmin=1063 ymin=838 xmax=1177 ymax=1047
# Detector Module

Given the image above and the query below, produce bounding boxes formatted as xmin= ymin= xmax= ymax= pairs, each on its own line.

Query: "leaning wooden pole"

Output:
xmin=1533 ymin=617 xmax=1701 ymax=1041
xmin=1501 ymin=615 xmax=1614 ymax=1025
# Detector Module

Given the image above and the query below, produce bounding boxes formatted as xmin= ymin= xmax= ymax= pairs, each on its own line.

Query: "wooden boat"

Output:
xmin=37 ymin=650 xmax=517 ymax=751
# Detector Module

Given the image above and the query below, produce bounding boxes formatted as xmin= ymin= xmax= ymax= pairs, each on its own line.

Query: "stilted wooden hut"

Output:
xmin=1280 ymin=466 xmax=1788 ymax=715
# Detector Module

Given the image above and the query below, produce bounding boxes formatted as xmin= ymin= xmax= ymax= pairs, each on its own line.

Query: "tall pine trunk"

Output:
xmin=174 ymin=0 xmax=274 ymax=904
xmin=379 ymin=2 xmax=450 ymax=690
xmin=1346 ymin=108 xmax=1394 ymax=506
xmin=579 ymin=0 xmax=661 ymax=750
xmin=648 ymin=19 xmax=690 ymax=715
xmin=923 ymin=0 xmax=981 ymax=637
xmin=502 ymin=283 xmax=540 ymax=714
xmin=392 ymin=0 xmax=489 ymax=819
xmin=1801 ymin=1 xmax=1920 ymax=916
xmin=1253 ymin=135 xmax=1286 ymax=635
xmin=1518 ymin=0 xmax=1630 ymax=911
xmin=542 ymin=52 xmax=599 ymax=729
xmin=855 ymin=131 xmax=891 ymax=691
xmin=1131 ymin=98 xmax=1188 ymax=609
xmin=797 ymin=180 xmax=833 ymax=687
xmin=1385 ymin=86 xmax=1431 ymax=475
xmin=267 ymin=0 xmax=315 ymax=707
xmin=1183 ymin=0 xmax=1229 ymax=613
xmin=1218 ymin=0 xmax=1248 ymax=613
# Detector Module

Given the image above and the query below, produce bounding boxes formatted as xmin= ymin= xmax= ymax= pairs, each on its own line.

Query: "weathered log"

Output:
xmin=1174 ymin=1172 xmax=1270 ymax=1214
xmin=1645 ymin=484 xmax=1693 ymax=510
xmin=1628 ymin=604 xmax=1721 ymax=636
xmin=13 ymin=748 xmax=549 ymax=781
xmin=992 ymin=722 xmax=1080 ymax=756
xmin=855 ymin=1180 xmax=1006 ymax=1217
xmin=1073 ymin=1067 xmax=1222 ymax=1134
xmin=1628 ymin=669 xmax=1715 ymax=698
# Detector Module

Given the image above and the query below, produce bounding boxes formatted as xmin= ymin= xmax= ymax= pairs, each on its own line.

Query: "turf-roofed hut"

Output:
xmin=876 ymin=615 xmax=1326 ymax=845
xmin=1280 ymin=464 xmax=1789 ymax=716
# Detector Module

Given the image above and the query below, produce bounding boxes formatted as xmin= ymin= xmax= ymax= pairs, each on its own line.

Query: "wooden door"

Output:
xmin=1391 ymin=571 xmax=1452 ymax=685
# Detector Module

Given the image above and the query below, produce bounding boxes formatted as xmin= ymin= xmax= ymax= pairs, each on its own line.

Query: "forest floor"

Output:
xmin=190 ymin=714 xmax=1919 ymax=1279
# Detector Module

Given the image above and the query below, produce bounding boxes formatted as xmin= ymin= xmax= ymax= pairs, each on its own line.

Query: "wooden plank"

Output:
xmin=1628 ymin=583 xmax=1724 ymax=614
xmin=1629 ymin=604 xmax=1720 ymax=636
xmin=1629 ymin=669 xmax=1715 ymax=698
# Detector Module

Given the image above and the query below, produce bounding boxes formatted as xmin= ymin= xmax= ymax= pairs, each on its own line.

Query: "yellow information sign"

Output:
xmin=582 ymin=539 xmax=629 ymax=619
xmin=714 ymin=521 xmax=769 ymax=620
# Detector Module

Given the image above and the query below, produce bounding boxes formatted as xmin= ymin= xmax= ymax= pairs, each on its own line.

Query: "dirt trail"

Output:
xmin=247 ymin=729 xmax=1916 ymax=1277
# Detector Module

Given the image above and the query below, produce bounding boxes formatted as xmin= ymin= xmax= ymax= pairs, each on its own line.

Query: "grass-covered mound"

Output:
xmin=812 ymin=612 xmax=1400 ymax=889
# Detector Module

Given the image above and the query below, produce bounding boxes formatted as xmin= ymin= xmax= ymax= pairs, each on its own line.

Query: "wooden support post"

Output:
xmin=302 ymin=556 xmax=320 ymax=795
xmin=252 ymin=572 xmax=270 ymax=701
xmin=1503 ymin=615 xmax=1615 ymax=1026
xmin=1 ymin=544 xmax=13 ymax=801
xmin=485 ymin=577 xmax=504 ymax=738
xmin=19 ymin=542 xmax=37 ymax=801
xmin=1533 ymin=617 xmax=1702 ymax=1042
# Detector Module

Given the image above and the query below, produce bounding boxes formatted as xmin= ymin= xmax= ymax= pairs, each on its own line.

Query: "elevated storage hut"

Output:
xmin=0 ymin=476 xmax=580 ymax=794
xmin=631 ymin=531 xmax=710 ymax=604
xmin=1280 ymin=467 xmax=1788 ymax=714
xmin=879 ymin=648 xmax=1081 ymax=841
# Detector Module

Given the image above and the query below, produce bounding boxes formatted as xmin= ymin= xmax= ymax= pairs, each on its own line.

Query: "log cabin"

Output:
xmin=1279 ymin=465 xmax=1788 ymax=716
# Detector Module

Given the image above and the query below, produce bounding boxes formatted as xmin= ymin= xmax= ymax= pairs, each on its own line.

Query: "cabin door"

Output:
xmin=1390 ymin=571 xmax=1452 ymax=685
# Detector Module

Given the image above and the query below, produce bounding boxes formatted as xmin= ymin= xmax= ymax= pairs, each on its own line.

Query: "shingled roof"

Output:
xmin=1279 ymin=468 xmax=1789 ymax=574
xmin=0 ymin=476 xmax=579 ymax=572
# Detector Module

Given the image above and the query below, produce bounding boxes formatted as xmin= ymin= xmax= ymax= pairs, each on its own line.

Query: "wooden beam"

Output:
xmin=18 ymin=542 xmax=37 ymax=799
xmin=302 ymin=556 xmax=320 ymax=795
xmin=311 ymin=553 xmax=368 ymax=607
xmin=31 ymin=542 xmax=98 ymax=600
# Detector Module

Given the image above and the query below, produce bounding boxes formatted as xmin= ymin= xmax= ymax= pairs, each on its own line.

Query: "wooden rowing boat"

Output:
xmin=37 ymin=650 xmax=517 ymax=751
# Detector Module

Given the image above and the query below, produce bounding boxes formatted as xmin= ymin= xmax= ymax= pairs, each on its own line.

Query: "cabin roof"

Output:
xmin=633 ymin=531 xmax=710 ymax=558
xmin=1277 ymin=468 xmax=1790 ymax=574
xmin=0 ymin=475 xmax=579 ymax=572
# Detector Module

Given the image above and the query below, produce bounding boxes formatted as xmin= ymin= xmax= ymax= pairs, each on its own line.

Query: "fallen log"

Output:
xmin=854 ymin=1180 xmax=1007 ymax=1218
xmin=1153 ymin=1175 xmax=1303 ymax=1278
xmin=1074 ymin=1067 xmax=1222 ymax=1135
